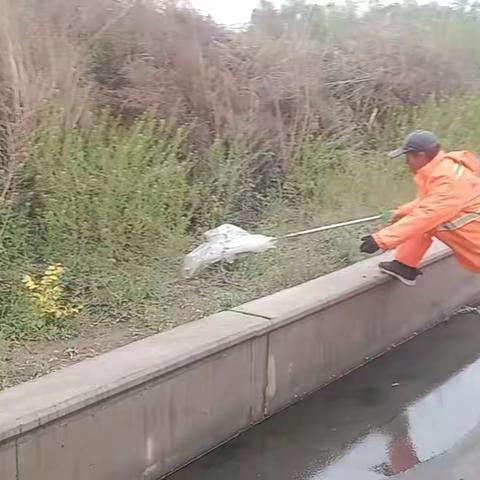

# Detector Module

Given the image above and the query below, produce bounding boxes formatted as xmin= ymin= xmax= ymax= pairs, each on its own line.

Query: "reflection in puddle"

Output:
xmin=312 ymin=358 xmax=480 ymax=479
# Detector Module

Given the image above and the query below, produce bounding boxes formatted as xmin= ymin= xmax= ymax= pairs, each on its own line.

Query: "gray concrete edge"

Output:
xmin=232 ymin=241 xmax=450 ymax=327
xmin=0 ymin=311 xmax=272 ymax=443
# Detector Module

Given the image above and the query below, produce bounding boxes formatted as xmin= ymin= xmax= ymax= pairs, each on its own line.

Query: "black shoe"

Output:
xmin=379 ymin=260 xmax=422 ymax=286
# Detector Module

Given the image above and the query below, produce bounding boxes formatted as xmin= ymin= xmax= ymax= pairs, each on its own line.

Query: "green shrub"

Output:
xmin=30 ymin=114 xmax=190 ymax=259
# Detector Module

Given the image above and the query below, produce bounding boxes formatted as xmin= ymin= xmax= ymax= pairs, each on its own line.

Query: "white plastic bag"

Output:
xmin=182 ymin=224 xmax=276 ymax=278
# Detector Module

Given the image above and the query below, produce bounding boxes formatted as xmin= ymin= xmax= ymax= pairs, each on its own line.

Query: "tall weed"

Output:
xmin=30 ymin=114 xmax=190 ymax=259
xmin=412 ymin=96 xmax=480 ymax=152
xmin=285 ymin=136 xmax=413 ymax=219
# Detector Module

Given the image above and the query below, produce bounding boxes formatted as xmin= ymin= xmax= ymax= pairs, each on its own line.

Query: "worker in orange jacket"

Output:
xmin=360 ymin=130 xmax=480 ymax=285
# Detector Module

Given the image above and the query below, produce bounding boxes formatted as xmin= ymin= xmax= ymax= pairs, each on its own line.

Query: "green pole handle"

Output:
xmin=380 ymin=210 xmax=393 ymax=222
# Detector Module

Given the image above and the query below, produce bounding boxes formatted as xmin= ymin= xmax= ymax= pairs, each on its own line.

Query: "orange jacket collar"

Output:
xmin=415 ymin=151 xmax=445 ymax=180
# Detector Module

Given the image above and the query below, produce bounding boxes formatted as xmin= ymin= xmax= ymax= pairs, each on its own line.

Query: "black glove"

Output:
xmin=360 ymin=235 xmax=380 ymax=254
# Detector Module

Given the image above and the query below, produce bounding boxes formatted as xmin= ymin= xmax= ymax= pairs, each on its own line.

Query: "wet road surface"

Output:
xmin=168 ymin=311 xmax=480 ymax=480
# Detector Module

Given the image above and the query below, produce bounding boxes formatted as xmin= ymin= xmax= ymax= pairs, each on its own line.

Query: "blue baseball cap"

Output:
xmin=389 ymin=130 xmax=440 ymax=158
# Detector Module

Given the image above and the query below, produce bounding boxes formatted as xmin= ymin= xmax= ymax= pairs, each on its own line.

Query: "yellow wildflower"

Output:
xmin=22 ymin=263 xmax=82 ymax=328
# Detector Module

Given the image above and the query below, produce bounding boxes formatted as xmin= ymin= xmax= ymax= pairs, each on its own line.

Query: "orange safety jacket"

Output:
xmin=374 ymin=150 xmax=480 ymax=272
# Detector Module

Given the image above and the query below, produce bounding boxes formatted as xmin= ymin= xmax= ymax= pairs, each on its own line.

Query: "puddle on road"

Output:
xmin=167 ymin=312 xmax=480 ymax=480
xmin=308 ymin=356 xmax=480 ymax=479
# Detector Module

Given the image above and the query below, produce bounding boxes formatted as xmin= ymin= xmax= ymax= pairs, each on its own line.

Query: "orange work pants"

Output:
xmin=395 ymin=221 xmax=480 ymax=272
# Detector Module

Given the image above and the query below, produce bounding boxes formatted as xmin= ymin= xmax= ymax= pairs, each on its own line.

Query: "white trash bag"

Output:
xmin=182 ymin=224 xmax=276 ymax=278
xmin=182 ymin=214 xmax=384 ymax=278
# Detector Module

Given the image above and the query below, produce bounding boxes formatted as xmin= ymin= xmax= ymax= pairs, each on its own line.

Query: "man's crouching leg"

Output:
xmin=380 ymin=234 xmax=433 ymax=286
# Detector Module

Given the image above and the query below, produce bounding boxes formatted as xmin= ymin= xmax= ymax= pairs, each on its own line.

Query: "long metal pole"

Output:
xmin=281 ymin=214 xmax=382 ymax=240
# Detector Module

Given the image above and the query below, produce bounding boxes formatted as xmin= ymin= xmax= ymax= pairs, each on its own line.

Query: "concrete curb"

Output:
xmin=0 ymin=243 xmax=479 ymax=480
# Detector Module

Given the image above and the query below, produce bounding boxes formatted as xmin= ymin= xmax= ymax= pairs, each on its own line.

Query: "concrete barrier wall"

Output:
xmin=0 ymin=442 xmax=16 ymax=480
xmin=1 ymin=243 xmax=480 ymax=480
